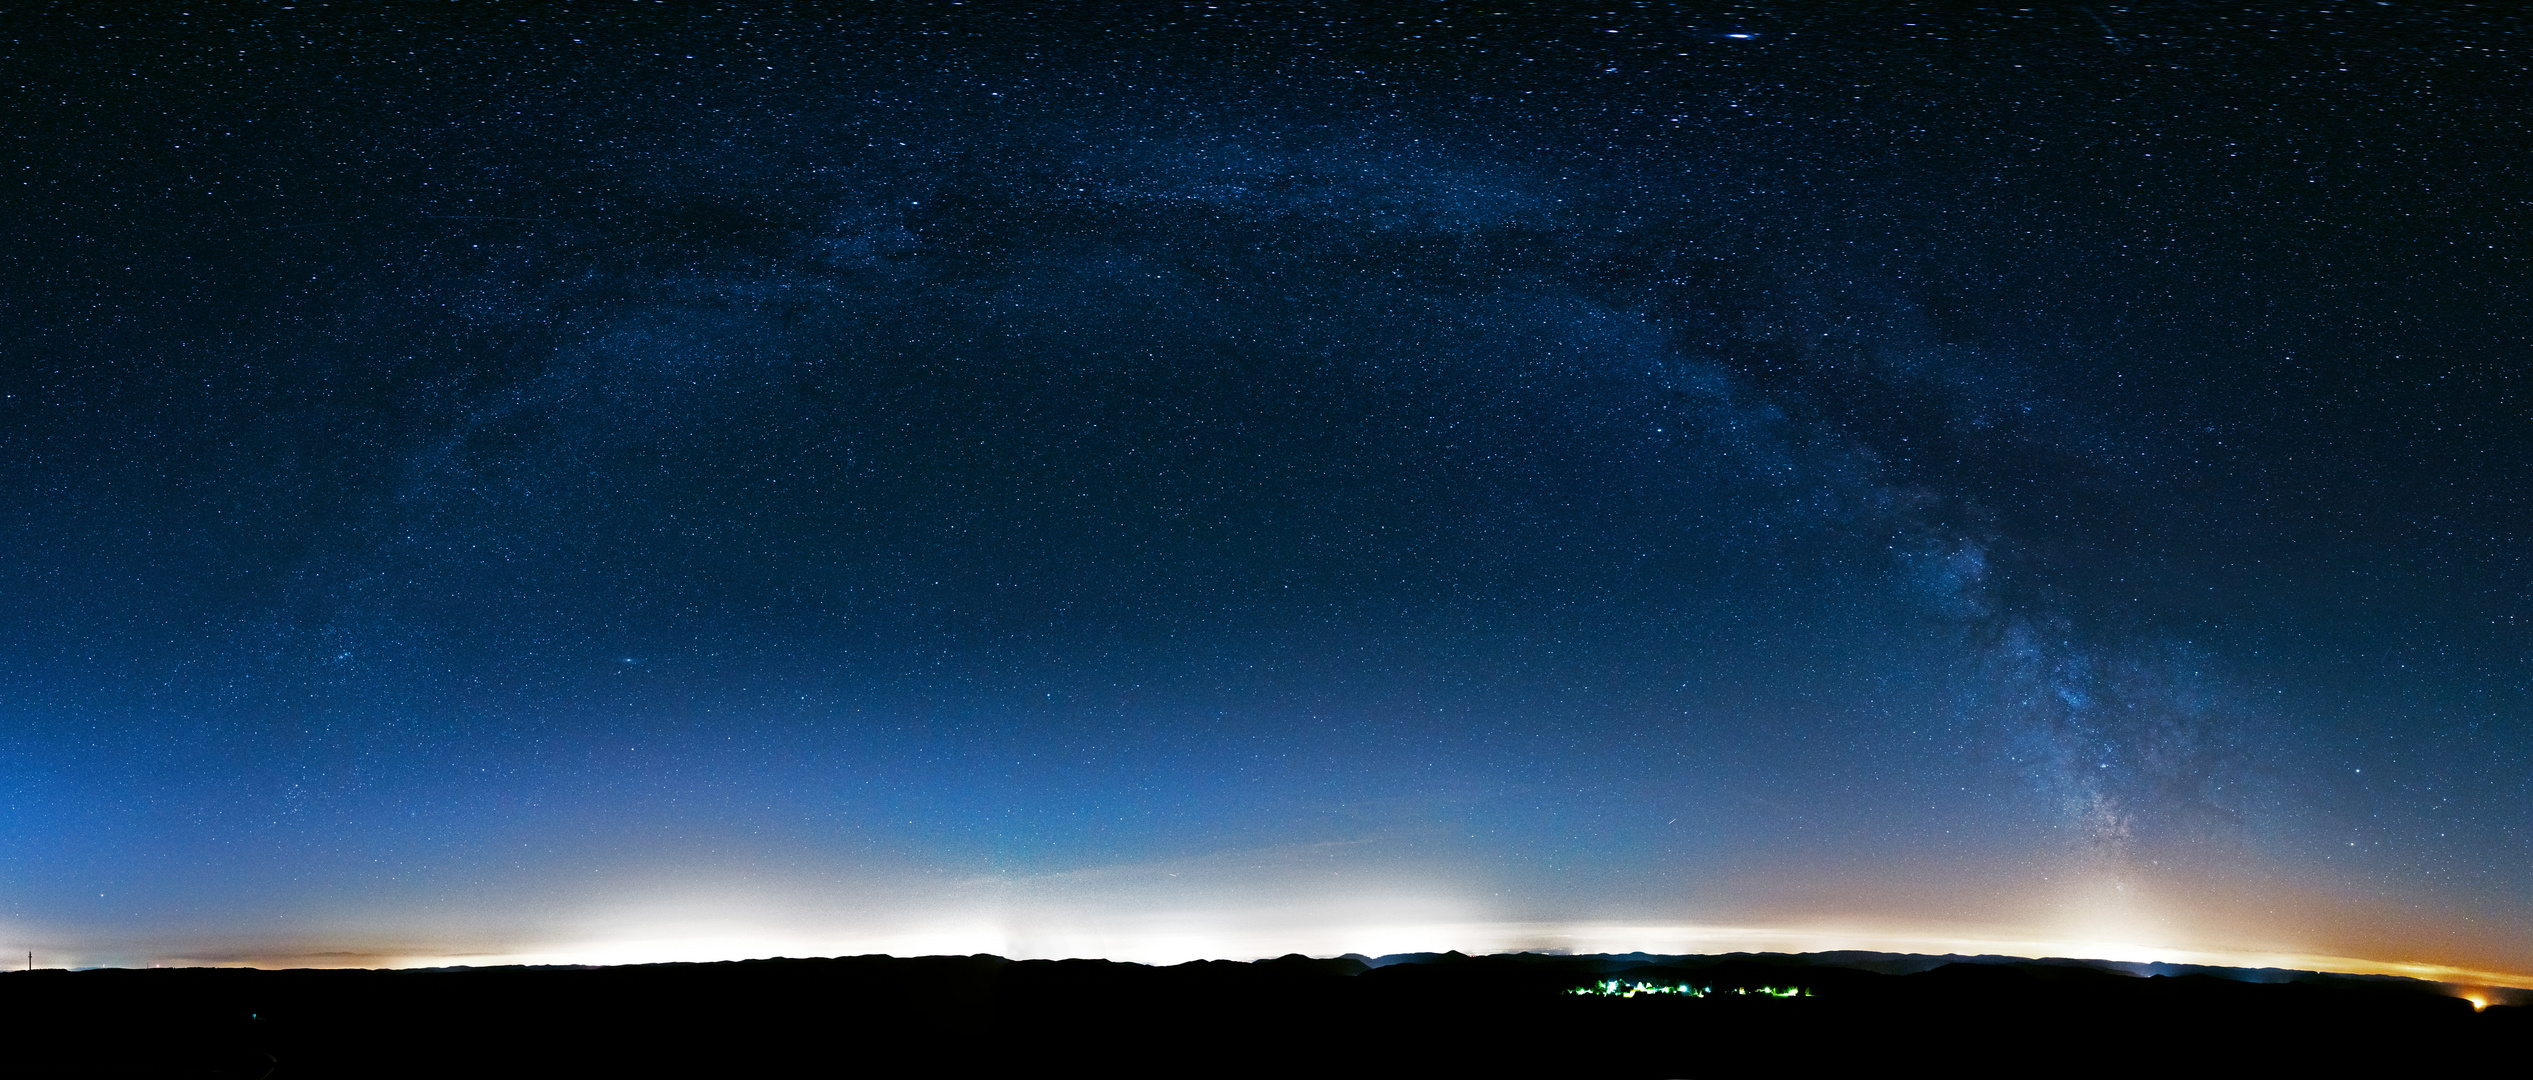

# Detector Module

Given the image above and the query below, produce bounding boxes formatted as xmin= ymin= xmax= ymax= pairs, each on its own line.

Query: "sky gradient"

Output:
xmin=3 ymin=3 xmax=2528 ymax=985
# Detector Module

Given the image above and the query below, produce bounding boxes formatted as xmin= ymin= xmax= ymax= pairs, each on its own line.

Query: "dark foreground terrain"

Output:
xmin=5 ymin=950 xmax=2523 ymax=1077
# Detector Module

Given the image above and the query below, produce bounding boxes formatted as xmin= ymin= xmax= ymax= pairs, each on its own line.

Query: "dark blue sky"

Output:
xmin=3 ymin=3 xmax=2527 ymax=979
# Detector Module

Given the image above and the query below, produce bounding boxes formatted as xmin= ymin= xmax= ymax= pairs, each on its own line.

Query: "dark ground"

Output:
xmin=3 ymin=951 xmax=2522 ymax=1077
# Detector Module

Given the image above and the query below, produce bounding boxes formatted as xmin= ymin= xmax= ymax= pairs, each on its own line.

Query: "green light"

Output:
xmin=1568 ymin=980 xmax=1813 ymax=998
xmin=1568 ymin=979 xmax=1711 ymax=997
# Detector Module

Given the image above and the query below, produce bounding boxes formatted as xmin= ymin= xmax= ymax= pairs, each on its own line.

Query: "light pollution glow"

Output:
xmin=34 ymin=920 xmax=2531 ymax=998
xmin=16 ymin=857 xmax=2531 ymax=997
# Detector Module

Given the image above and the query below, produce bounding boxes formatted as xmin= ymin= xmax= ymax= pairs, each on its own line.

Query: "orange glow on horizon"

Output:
xmin=48 ymin=919 xmax=2533 ymax=992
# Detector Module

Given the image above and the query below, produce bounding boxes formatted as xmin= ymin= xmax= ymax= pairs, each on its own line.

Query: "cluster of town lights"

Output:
xmin=1570 ymin=980 xmax=1811 ymax=998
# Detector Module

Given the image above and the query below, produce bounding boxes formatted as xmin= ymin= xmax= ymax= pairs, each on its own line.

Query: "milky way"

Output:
xmin=2 ymin=4 xmax=2526 ymax=981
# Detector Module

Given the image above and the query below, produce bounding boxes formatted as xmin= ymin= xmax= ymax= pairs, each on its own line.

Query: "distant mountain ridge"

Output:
xmin=1352 ymin=947 xmax=2489 ymax=989
xmin=9 ymin=948 xmax=2518 ymax=1076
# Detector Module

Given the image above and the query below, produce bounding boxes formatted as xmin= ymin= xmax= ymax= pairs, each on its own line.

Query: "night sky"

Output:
xmin=4 ymin=3 xmax=2528 ymax=982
